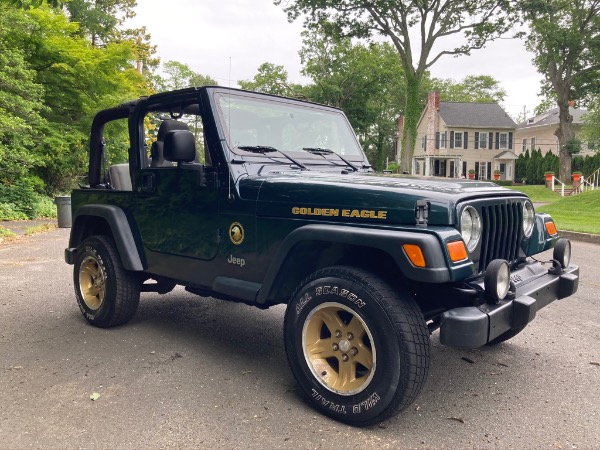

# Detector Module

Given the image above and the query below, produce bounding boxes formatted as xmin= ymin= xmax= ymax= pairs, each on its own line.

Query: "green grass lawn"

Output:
xmin=506 ymin=187 xmax=600 ymax=234
xmin=506 ymin=185 xmax=564 ymax=203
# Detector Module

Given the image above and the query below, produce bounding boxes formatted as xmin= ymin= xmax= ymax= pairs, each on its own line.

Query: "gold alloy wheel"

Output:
xmin=302 ymin=302 xmax=376 ymax=395
xmin=79 ymin=255 xmax=106 ymax=311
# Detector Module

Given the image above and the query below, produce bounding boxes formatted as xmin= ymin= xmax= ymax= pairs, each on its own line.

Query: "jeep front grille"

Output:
xmin=478 ymin=201 xmax=523 ymax=272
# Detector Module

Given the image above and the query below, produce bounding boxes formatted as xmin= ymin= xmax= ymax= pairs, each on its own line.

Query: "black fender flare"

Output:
xmin=256 ymin=224 xmax=451 ymax=304
xmin=67 ymin=205 xmax=144 ymax=271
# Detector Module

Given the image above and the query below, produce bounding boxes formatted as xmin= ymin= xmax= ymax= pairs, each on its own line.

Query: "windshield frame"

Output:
xmin=211 ymin=89 xmax=368 ymax=165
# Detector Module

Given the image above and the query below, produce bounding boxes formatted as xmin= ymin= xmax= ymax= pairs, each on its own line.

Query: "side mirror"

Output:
xmin=163 ymin=130 xmax=196 ymax=163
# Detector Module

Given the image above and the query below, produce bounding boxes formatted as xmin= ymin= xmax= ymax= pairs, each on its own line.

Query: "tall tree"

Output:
xmin=299 ymin=27 xmax=405 ymax=170
xmin=277 ymin=0 xmax=516 ymax=173
xmin=66 ymin=0 xmax=137 ymax=47
xmin=521 ymin=0 xmax=600 ymax=179
xmin=239 ymin=62 xmax=303 ymax=97
xmin=0 ymin=5 xmax=46 ymax=186
xmin=430 ymin=75 xmax=507 ymax=103
xmin=155 ymin=61 xmax=218 ymax=92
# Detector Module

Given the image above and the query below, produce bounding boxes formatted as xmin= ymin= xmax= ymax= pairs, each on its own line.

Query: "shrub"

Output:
xmin=0 ymin=203 xmax=28 ymax=221
xmin=33 ymin=196 xmax=57 ymax=218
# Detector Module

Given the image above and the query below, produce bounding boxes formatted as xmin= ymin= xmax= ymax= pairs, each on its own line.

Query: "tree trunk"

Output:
xmin=400 ymin=72 xmax=421 ymax=174
xmin=554 ymin=95 xmax=574 ymax=181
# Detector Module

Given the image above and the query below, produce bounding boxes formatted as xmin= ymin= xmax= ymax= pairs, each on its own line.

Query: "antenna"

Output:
xmin=227 ymin=56 xmax=234 ymax=202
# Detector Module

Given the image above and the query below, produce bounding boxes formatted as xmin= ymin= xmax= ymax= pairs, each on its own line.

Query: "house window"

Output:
xmin=479 ymin=132 xmax=488 ymax=149
xmin=454 ymin=132 xmax=462 ymax=148
xmin=415 ymin=162 xmax=420 ymax=174
xmin=421 ymin=135 xmax=426 ymax=149
xmin=522 ymin=138 xmax=527 ymax=152
xmin=499 ymin=133 xmax=508 ymax=149
xmin=531 ymin=137 xmax=536 ymax=151
xmin=440 ymin=131 xmax=447 ymax=148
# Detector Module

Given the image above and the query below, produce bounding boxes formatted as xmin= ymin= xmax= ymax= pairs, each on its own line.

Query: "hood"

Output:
xmin=239 ymin=172 xmax=525 ymax=226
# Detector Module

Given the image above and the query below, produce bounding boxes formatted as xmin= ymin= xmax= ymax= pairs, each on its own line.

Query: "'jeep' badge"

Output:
xmin=229 ymin=222 xmax=244 ymax=245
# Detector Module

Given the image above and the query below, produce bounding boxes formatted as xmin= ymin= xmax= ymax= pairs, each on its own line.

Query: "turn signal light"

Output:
xmin=545 ymin=221 xmax=558 ymax=236
xmin=447 ymin=241 xmax=468 ymax=262
xmin=403 ymin=244 xmax=426 ymax=267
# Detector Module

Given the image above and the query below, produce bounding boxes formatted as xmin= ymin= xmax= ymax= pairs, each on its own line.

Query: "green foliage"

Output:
xmin=430 ymin=75 xmax=507 ymax=103
xmin=277 ymin=0 xmax=518 ymax=173
xmin=565 ymin=138 xmax=582 ymax=155
xmin=0 ymin=203 xmax=29 ymax=221
xmin=298 ymin=27 xmax=406 ymax=171
xmin=534 ymin=97 xmax=556 ymax=116
xmin=3 ymin=0 xmax=63 ymax=9
xmin=516 ymin=148 xmax=600 ymax=184
xmin=239 ymin=62 xmax=301 ymax=97
xmin=0 ymin=2 xmax=153 ymax=217
xmin=572 ymin=152 xmax=600 ymax=175
xmin=581 ymin=100 xmax=600 ymax=146
xmin=521 ymin=0 xmax=600 ymax=179
xmin=516 ymin=148 xmax=560 ymax=184
xmin=155 ymin=61 xmax=218 ymax=92
xmin=66 ymin=0 xmax=137 ymax=47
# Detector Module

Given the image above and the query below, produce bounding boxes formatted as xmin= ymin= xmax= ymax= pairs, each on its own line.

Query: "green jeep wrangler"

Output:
xmin=65 ymin=87 xmax=579 ymax=426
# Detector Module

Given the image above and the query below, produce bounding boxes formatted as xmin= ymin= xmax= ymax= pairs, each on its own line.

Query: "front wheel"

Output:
xmin=74 ymin=235 xmax=140 ymax=328
xmin=284 ymin=266 xmax=430 ymax=426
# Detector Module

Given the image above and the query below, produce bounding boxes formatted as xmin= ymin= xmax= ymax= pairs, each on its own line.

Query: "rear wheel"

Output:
xmin=74 ymin=235 xmax=140 ymax=328
xmin=284 ymin=266 xmax=430 ymax=426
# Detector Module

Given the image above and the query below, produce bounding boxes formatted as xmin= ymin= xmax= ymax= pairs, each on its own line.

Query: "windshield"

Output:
xmin=215 ymin=92 xmax=364 ymax=158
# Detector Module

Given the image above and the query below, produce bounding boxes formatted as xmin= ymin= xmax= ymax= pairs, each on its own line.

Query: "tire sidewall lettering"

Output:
xmin=287 ymin=274 xmax=401 ymax=422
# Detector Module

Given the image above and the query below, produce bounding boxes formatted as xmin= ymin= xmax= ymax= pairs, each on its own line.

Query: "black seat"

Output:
xmin=150 ymin=120 xmax=190 ymax=167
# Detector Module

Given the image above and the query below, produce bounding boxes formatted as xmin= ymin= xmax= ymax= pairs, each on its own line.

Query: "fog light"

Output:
xmin=553 ymin=238 xmax=571 ymax=269
xmin=484 ymin=259 xmax=510 ymax=303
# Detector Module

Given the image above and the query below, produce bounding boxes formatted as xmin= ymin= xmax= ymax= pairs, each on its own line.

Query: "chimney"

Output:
xmin=426 ymin=92 xmax=439 ymax=154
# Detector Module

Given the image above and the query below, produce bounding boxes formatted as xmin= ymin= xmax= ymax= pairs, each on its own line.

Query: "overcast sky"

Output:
xmin=128 ymin=0 xmax=545 ymax=119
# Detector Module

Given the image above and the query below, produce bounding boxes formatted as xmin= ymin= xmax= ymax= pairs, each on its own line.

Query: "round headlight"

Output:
xmin=484 ymin=259 xmax=511 ymax=302
xmin=553 ymin=238 xmax=571 ymax=269
xmin=460 ymin=206 xmax=482 ymax=252
xmin=523 ymin=201 xmax=535 ymax=237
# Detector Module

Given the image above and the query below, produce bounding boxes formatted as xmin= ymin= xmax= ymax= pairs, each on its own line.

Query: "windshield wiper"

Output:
xmin=302 ymin=147 xmax=359 ymax=172
xmin=237 ymin=145 xmax=308 ymax=170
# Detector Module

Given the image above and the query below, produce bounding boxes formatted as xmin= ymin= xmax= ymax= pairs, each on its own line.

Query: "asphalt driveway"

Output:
xmin=0 ymin=228 xmax=598 ymax=449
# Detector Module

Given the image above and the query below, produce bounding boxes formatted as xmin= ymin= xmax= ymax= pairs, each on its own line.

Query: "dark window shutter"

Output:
xmin=475 ymin=132 xmax=479 ymax=150
xmin=487 ymin=162 xmax=492 ymax=179
xmin=475 ymin=161 xmax=480 ymax=180
xmin=463 ymin=132 xmax=468 ymax=150
xmin=435 ymin=132 xmax=440 ymax=149
xmin=495 ymin=132 xmax=500 ymax=150
xmin=509 ymin=131 xmax=513 ymax=150
xmin=450 ymin=131 xmax=454 ymax=149
xmin=489 ymin=133 xmax=493 ymax=150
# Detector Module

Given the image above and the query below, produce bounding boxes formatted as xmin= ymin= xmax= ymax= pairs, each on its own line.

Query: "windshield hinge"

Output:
xmin=415 ymin=200 xmax=429 ymax=227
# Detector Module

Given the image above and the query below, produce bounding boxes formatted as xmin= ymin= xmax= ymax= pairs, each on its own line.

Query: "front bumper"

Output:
xmin=439 ymin=261 xmax=579 ymax=349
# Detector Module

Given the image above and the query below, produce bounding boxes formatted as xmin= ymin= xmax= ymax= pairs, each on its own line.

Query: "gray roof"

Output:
xmin=439 ymin=102 xmax=516 ymax=129
xmin=517 ymin=107 xmax=588 ymax=129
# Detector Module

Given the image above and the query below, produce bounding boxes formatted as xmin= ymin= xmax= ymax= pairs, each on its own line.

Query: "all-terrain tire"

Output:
xmin=74 ymin=235 xmax=140 ymax=328
xmin=284 ymin=266 xmax=430 ymax=426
